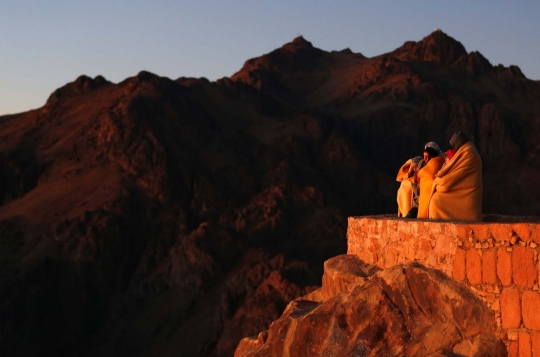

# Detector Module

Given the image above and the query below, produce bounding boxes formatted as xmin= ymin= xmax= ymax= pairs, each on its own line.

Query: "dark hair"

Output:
xmin=424 ymin=147 xmax=439 ymax=158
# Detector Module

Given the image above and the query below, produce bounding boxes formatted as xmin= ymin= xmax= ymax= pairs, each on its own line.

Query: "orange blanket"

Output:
xmin=396 ymin=159 xmax=413 ymax=182
xmin=417 ymin=156 xmax=445 ymax=218
xmin=428 ymin=142 xmax=482 ymax=221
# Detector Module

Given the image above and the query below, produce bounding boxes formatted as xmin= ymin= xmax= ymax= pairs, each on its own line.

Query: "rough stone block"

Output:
xmin=456 ymin=223 xmax=470 ymax=240
xmin=420 ymin=239 xmax=432 ymax=254
xmin=532 ymin=332 xmax=540 ymax=357
xmin=513 ymin=223 xmax=532 ymax=242
xmin=466 ymin=249 xmax=482 ymax=285
xmin=513 ymin=246 xmax=536 ymax=288
xmin=501 ymin=288 xmax=521 ymax=329
xmin=452 ymin=249 xmax=467 ymax=281
xmin=368 ymin=219 xmax=379 ymax=235
xmin=470 ymin=223 xmax=490 ymax=240
xmin=397 ymin=220 xmax=409 ymax=240
xmin=361 ymin=217 xmax=368 ymax=232
xmin=508 ymin=341 xmax=519 ymax=357
xmin=386 ymin=219 xmax=398 ymax=234
xmin=523 ymin=291 xmax=540 ymax=330
xmin=498 ymin=247 xmax=513 ymax=286
xmin=482 ymin=250 xmax=497 ymax=284
xmin=433 ymin=234 xmax=451 ymax=260
xmin=428 ymin=221 xmax=446 ymax=235
xmin=439 ymin=223 xmax=447 ymax=235
xmin=492 ymin=298 xmax=501 ymax=311
xmin=520 ymin=331 xmax=532 ymax=357
xmin=532 ymin=225 xmax=540 ymax=245
xmin=399 ymin=231 xmax=411 ymax=243
xmin=491 ymin=223 xmax=513 ymax=242
xmin=444 ymin=223 xmax=458 ymax=239
xmin=416 ymin=221 xmax=427 ymax=237
xmin=380 ymin=219 xmax=388 ymax=236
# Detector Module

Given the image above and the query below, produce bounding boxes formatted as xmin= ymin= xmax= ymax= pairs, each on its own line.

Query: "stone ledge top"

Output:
xmin=347 ymin=214 xmax=540 ymax=247
xmin=349 ymin=214 xmax=540 ymax=224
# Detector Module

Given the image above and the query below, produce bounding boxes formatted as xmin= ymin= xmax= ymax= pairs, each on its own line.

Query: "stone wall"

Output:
xmin=347 ymin=215 xmax=540 ymax=357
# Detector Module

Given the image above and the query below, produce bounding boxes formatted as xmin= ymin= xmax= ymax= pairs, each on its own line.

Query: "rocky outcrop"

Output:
xmin=236 ymin=255 xmax=506 ymax=357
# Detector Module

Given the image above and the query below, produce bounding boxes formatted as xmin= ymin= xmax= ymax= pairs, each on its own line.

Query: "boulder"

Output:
xmin=235 ymin=255 xmax=505 ymax=357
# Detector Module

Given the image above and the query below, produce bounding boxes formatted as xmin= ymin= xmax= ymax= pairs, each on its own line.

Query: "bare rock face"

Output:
xmin=236 ymin=255 xmax=506 ymax=357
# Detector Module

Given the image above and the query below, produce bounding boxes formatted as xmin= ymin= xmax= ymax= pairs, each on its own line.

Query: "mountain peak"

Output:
xmin=394 ymin=29 xmax=468 ymax=65
xmin=45 ymin=75 xmax=111 ymax=108
xmin=421 ymin=29 xmax=466 ymax=50
xmin=231 ymin=36 xmax=323 ymax=84
xmin=291 ymin=35 xmax=312 ymax=46
xmin=281 ymin=35 xmax=316 ymax=53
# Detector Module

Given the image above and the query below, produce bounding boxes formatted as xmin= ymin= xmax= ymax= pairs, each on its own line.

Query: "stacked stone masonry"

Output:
xmin=347 ymin=214 xmax=540 ymax=357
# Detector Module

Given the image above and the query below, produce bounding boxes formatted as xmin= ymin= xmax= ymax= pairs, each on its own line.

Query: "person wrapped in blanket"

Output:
xmin=417 ymin=142 xmax=446 ymax=219
xmin=428 ymin=132 xmax=483 ymax=221
xmin=396 ymin=156 xmax=424 ymax=218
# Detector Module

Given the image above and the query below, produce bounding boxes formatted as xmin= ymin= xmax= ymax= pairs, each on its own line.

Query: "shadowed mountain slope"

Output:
xmin=1 ymin=30 xmax=540 ymax=357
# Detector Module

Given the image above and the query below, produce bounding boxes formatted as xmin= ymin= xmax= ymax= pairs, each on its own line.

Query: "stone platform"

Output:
xmin=347 ymin=214 xmax=540 ymax=356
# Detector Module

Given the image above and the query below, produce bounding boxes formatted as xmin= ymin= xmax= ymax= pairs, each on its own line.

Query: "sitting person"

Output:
xmin=417 ymin=143 xmax=445 ymax=219
xmin=440 ymin=149 xmax=457 ymax=169
xmin=428 ymin=132 xmax=483 ymax=221
xmin=396 ymin=156 xmax=424 ymax=217
xmin=423 ymin=142 xmax=443 ymax=163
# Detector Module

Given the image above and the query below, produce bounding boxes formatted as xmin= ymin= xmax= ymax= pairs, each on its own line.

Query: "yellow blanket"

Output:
xmin=417 ymin=156 xmax=445 ymax=218
xmin=396 ymin=159 xmax=416 ymax=217
xmin=397 ymin=179 xmax=415 ymax=217
xmin=428 ymin=142 xmax=482 ymax=221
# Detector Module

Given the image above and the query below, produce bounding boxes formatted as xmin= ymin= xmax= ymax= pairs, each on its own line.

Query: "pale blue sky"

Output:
xmin=1 ymin=1 xmax=539 ymax=115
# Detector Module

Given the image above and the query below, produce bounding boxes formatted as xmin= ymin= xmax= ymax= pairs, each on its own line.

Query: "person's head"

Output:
xmin=409 ymin=156 xmax=424 ymax=176
xmin=423 ymin=142 xmax=442 ymax=163
xmin=449 ymin=131 xmax=469 ymax=150
xmin=423 ymin=147 xmax=439 ymax=163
